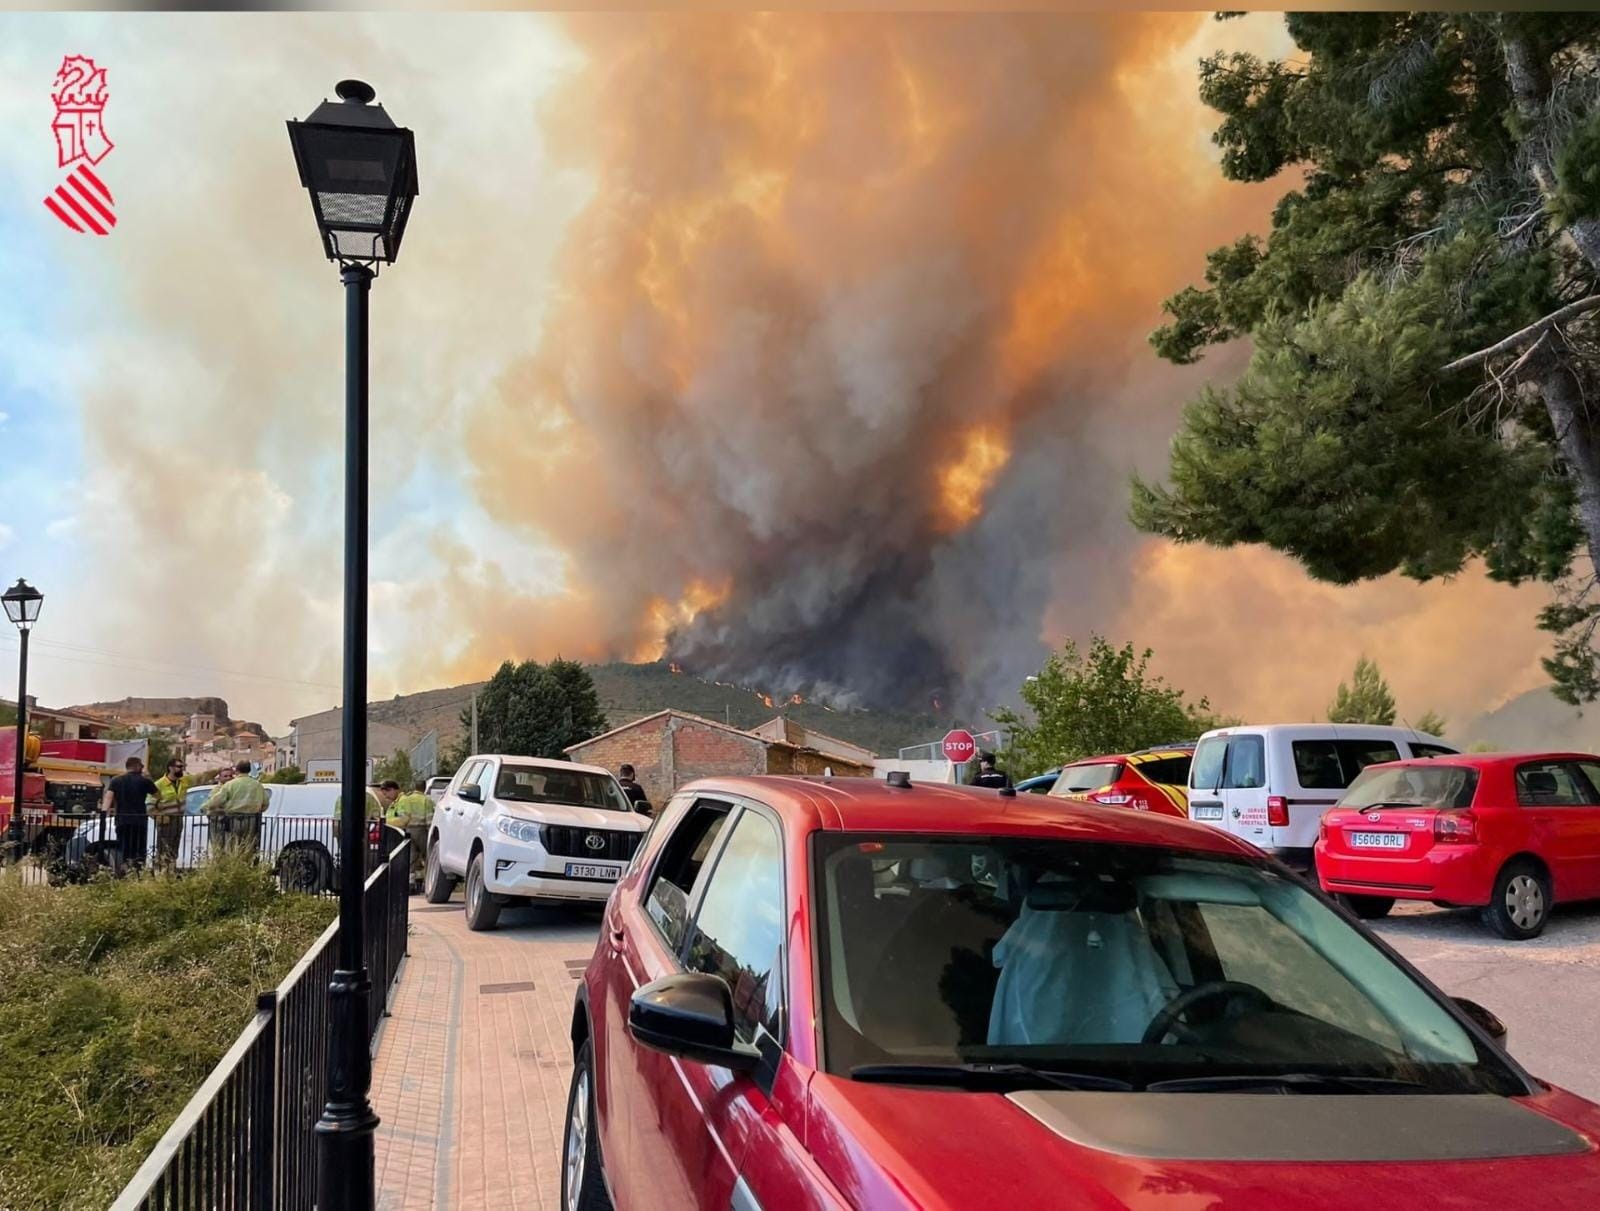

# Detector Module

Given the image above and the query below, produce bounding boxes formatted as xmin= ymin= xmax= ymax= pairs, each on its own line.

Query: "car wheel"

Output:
xmin=561 ymin=1039 xmax=613 ymax=1211
xmin=1337 ymin=894 xmax=1395 ymax=920
xmin=464 ymin=851 xmax=502 ymax=931
xmin=277 ymin=846 xmax=332 ymax=895
xmin=1482 ymin=861 xmax=1551 ymax=940
xmin=423 ymin=842 xmax=457 ymax=904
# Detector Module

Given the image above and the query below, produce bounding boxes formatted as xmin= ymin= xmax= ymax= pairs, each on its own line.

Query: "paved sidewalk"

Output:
xmin=372 ymin=894 xmax=602 ymax=1210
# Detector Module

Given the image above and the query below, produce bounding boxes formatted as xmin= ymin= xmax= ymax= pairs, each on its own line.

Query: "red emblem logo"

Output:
xmin=44 ymin=55 xmax=116 ymax=235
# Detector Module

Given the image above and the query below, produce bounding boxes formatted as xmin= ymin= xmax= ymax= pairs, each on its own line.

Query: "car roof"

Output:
xmin=1198 ymin=723 xmax=1444 ymax=740
xmin=464 ymin=754 xmax=617 ymax=778
xmin=1367 ymin=751 xmax=1600 ymax=770
xmin=1065 ymin=744 xmax=1195 ymax=766
xmin=677 ymin=775 xmax=1254 ymax=856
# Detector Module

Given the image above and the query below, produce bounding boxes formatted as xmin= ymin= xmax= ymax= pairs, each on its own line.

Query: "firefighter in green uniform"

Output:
xmin=335 ymin=781 xmax=400 ymax=874
xmin=148 ymin=757 xmax=192 ymax=870
xmin=387 ymin=780 xmax=434 ymax=893
xmin=204 ymin=760 xmax=270 ymax=857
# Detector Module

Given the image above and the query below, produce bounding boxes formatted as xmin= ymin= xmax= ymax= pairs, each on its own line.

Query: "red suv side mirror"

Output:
xmin=629 ymin=973 xmax=760 ymax=1071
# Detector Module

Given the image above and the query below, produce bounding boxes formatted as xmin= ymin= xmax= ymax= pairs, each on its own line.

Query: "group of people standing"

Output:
xmin=103 ymin=754 xmax=268 ymax=869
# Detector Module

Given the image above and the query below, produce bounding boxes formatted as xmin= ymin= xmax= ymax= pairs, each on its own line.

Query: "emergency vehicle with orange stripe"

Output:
xmin=1045 ymin=744 xmax=1195 ymax=818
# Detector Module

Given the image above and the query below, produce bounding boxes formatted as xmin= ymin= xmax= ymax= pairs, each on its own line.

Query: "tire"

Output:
xmin=1482 ymin=860 xmax=1551 ymax=940
xmin=561 ymin=1039 xmax=613 ymax=1211
xmin=1337 ymin=894 xmax=1395 ymax=920
xmin=464 ymin=851 xmax=502 ymax=931
xmin=277 ymin=845 xmax=332 ymax=894
xmin=423 ymin=841 xmax=457 ymax=904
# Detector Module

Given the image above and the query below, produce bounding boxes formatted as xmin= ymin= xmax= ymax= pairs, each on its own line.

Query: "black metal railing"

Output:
xmin=110 ymin=837 xmax=411 ymax=1210
xmin=0 ymin=810 xmax=396 ymax=892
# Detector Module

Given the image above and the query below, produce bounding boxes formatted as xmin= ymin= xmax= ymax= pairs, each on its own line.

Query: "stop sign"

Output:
xmin=941 ymin=729 xmax=977 ymax=763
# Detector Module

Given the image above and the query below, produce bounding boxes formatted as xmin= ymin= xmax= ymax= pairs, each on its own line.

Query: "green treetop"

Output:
xmin=1134 ymin=13 xmax=1600 ymax=702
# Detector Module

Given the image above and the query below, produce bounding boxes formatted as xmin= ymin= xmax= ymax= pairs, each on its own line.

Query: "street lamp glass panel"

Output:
xmin=287 ymin=81 xmax=418 ymax=265
xmin=2 ymin=580 xmax=43 ymax=629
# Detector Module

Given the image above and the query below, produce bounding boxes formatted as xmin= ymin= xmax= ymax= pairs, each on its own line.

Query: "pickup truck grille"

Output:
xmin=539 ymin=825 xmax=642 ymax=863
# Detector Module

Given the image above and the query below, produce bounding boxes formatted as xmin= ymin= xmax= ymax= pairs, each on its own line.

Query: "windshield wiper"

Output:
xmin=849 ymin=1063 xmax=1132 ymax=1092
xmin=1146 ymin=1072 xmax=1431 ymax=1095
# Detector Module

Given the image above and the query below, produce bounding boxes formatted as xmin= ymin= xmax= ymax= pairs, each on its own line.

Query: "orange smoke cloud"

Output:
xmin=460 ymin=13 xmax=1528 ymax=716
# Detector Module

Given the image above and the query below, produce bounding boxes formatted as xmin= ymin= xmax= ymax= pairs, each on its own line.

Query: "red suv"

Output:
xmin=1047 ymin=745 xmax=1194 ymax=818
xmin=1317 ymin=751 xmax=1600 ymax=939
xmin=564 ymin=775 xmax=1600 ymax=1210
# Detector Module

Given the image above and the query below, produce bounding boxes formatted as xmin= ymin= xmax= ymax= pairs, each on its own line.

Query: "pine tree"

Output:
xmin=1328 ymin=657 xmax=1398 ymax=726
xmin=1413 ymin=709 xmax=1448 ymax=737
xmin=1134 ymin=13 xmax=1600 ymax=701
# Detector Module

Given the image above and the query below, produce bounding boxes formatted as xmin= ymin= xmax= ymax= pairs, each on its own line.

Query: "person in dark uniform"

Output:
xmin=617 ymin=764 xmax=652 ymax=815
xmin=972 ymin=752 xmax=1013 ymax=790
xmin=103 ymin=755 xmax=160 ymax=870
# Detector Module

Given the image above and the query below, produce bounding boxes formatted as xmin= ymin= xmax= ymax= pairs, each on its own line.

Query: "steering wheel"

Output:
xmin=1142 ymin=980 xmax=1274 ymax=1045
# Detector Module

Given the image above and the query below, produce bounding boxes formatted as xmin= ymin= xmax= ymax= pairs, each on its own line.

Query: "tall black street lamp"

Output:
xmin=287 ymin=79 xmax=417 ymax=1211
xmin=3 ymin=579 xmax=43 ymax=857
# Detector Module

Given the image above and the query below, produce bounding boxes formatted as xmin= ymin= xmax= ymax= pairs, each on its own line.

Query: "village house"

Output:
xmin=563 ymin=710 xmax=876 ymax=806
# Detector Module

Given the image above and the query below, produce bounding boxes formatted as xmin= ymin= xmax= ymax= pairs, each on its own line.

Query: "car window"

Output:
xmin=684 ymin=810 xmax=785 ymax=1046
xmin=1190 ymin=738 xmax=1225 ymax=790
xmin=644 ymin=802 xmax=731 ymax=953
xmin=474 ymin=761 xmax=497 ymax=800
xmin=1574 ymin=763 xmax=1600 ymax=805
xmin=1136 ymin=755 xmax=1191 ymax=787
xmin=812 ymin=835 xmax=1519 ymax=1095
xmin=494 ymin=765 xmax=631 ymax=811
xmin=1411 ymin=743 xmax=1457 ymax=759
xmin=1049 ymin=762 xmax=1123 ymax=796
xmin=1516 ymin=760 xmax=1592 ymax=807
xmin=1292 ymin=739 xmax=1402 ymax=789
xmin=1342 ymin=764 xmax=1479 ymax=809
xmin=1222 ymin=735 xmax=1265 ymax=789
xmin=1194 ymin=900 xmax=1402 ymax=1049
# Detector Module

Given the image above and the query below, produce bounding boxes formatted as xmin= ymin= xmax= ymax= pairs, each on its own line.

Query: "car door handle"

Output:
xmin=608 ymin=927 xmax=625 ymax=951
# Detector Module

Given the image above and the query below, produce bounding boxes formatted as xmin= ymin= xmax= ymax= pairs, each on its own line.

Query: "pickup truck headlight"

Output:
xmin=494 ymin=816 xmax=542 ymax=845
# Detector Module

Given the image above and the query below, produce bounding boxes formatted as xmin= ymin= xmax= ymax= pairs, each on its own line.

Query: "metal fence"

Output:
xmin=0 ymin=810 xmax=397 ymax=893
xmin=109 ymin=836 xmax=411 ymax=1211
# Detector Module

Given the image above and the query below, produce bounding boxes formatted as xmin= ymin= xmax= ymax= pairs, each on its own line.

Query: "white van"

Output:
xmin=66 ymin=781 xmax=346 ymax=890
xmin=1186 ymin=724 xmax=1457 ymax=870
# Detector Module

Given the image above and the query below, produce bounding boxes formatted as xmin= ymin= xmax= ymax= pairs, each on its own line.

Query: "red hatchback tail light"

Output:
xmin=1267 ymin=795 xmax=1289 ymax=827
xmin=1433 ymin=812 xmax=1479 ymax=844
xmin=1090 ymin=791 xmax=1153 ymax=811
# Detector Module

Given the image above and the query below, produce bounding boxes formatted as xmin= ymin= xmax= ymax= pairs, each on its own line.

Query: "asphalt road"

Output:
xmin=1374 ymin=899 xmax=1600 ymax=1101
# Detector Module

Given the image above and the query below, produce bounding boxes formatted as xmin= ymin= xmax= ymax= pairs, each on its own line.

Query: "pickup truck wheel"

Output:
xmin=423 ymin=843 xmax=457 ymax=904
xmin=277 ymin=846 xmax=332 ymax=895
xmin=561 ymin=1039 xmax=613 ymax=1211
xmin=464 ymin=852 xmax=501 ymax=931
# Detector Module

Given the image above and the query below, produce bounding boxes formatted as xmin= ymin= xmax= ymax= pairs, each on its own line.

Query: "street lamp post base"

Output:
xmin=315 ymin=964 xmax=379 ymax=1210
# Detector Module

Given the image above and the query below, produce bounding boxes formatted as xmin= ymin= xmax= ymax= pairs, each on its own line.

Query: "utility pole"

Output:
xmin=470 ymin=691 xmax=479 ymax=754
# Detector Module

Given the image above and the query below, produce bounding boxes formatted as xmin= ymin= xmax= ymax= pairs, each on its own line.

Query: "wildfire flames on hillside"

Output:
xmin=466 ymin=13 xmax=1284 ymax=712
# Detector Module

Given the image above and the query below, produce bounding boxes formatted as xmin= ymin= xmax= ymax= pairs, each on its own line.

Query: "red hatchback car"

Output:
xmin=1317 ymin=752 xmax=1600 ymax=939
xmin=564 ymin=775 xmax=1600 ymax=1210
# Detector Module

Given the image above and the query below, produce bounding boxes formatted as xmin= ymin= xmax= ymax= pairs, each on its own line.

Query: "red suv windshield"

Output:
xmin=812 ymin=833 xmax=1520 ymax=1094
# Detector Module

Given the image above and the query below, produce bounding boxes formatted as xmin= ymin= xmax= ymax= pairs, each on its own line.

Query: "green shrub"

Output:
xmin=0 ymin=857 xmax=334 ymax=1210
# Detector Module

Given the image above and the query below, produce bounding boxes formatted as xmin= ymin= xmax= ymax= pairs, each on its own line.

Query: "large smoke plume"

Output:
xmin=469 ymin=13 xmax=1285 ymax=710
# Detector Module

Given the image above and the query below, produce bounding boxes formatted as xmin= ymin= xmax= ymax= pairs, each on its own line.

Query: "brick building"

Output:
xmin=564 ymin=710 xmax=875 ymax=806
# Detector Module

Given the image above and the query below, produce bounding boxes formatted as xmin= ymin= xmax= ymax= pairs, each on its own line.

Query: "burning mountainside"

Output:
xmin=467 ymin=13 xmax=1287 ymax=710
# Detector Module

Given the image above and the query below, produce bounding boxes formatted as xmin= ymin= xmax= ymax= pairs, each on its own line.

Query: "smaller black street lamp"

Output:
xmin=3 ymin=579 xmax=43 ymax=855
xmin=288 ymin=79 xmax=417 ymax=1211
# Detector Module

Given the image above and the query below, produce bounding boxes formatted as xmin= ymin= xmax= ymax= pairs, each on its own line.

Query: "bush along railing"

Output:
xmin=110 ymin=837 xmax=411 ymax=1211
